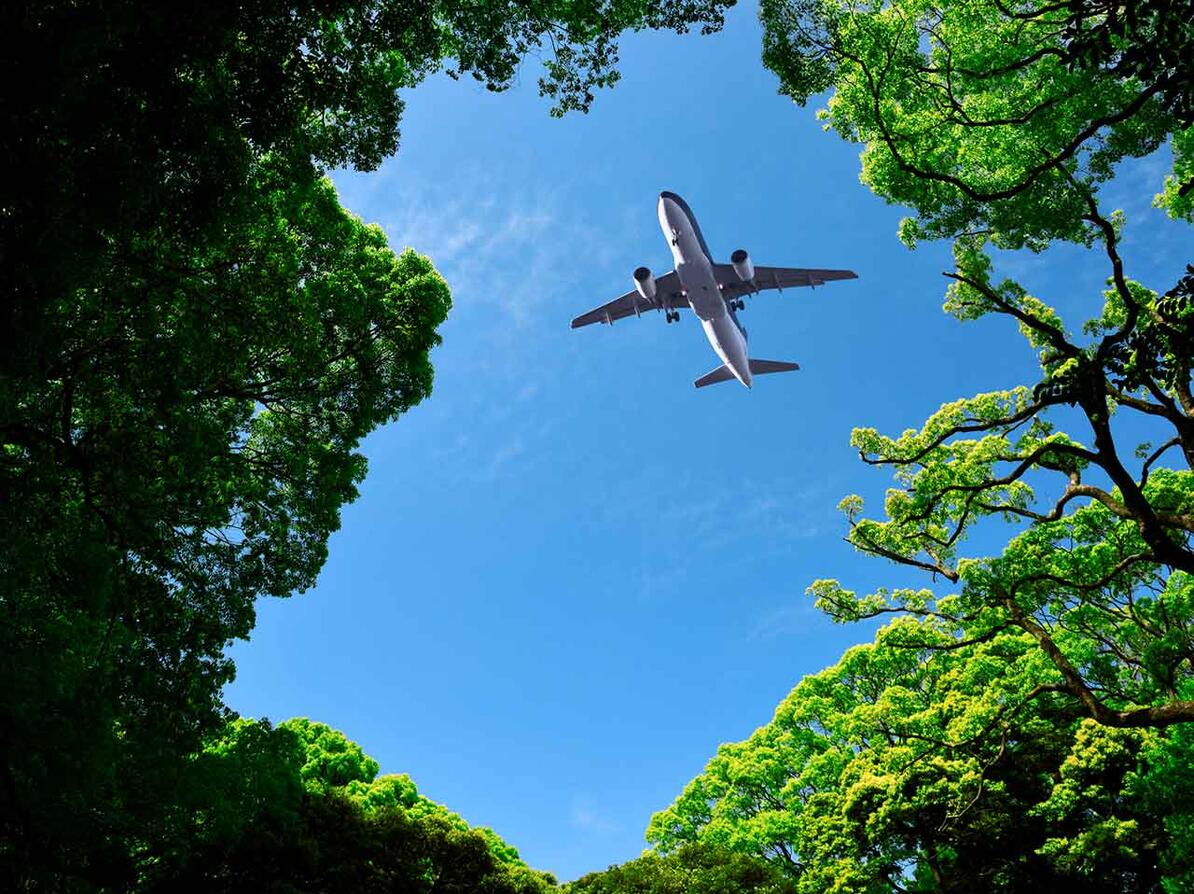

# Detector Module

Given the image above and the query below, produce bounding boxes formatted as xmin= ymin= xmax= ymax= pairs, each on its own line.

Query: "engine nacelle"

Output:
xmin=633 ymin=266 xmax=657 ymax=301
xmin=731 ymin=249 xmax=754 ymax=282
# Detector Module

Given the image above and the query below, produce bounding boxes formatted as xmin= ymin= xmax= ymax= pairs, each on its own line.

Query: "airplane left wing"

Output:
xmin=714 ymin=265 xmax=858 ymax=301
xmin=571 ymin=271 xmax=684 ymax=328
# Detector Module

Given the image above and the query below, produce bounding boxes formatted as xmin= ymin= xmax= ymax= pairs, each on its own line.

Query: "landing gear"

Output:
xmin=734 ymin=299 xmax=746 ymax=311
xmin=665 ymin=310 xmax=679 ymax=323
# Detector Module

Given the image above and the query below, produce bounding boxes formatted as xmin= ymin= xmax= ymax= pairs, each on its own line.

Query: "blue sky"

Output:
xmin=225 ymin=2 xmax=1191 ymax=881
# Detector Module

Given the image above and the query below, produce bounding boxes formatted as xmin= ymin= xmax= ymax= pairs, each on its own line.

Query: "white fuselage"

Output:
xmin=658 ymin=192 xmax=753 ymax=387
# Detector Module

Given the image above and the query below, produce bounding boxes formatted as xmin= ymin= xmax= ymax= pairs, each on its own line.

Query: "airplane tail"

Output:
xmin=693 ymin=359 xmax=800 ymax=388
xmin=693 ymin=365 xmax=736 ymax=388
xmin=749 ymin=359 xmax=800 ymax=376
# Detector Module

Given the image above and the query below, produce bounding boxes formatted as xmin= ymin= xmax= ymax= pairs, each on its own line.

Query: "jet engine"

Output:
xmin=731 ymin=249 xmax=754 ymax=282
xmin=633 ymin=266 xmax=656 ymax=301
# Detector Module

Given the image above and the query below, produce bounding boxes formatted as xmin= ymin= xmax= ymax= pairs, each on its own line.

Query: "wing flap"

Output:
xmin=571 ymin=271 xmax=685 ymax=328
xmin=714 ymin=264 xmax=858 ymax=301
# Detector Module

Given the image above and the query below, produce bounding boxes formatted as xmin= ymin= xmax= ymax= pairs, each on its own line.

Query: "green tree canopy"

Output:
xmin=759 ymin=0 xmax=1192 ymax=248
xmin=154 ymin=789 xmax=557 ymax=894
xmin=2 ymin=165 xmax=452 ymax=887
xmin=1 ymin=1 xmax=732 ymax=886
xmin=147 ymin=717 xmax=556 ymax=893
xmin=648 ymin=7 xmax=1194 ymax=886
xmin=752 ymin=0 xmax=1194 ymax=730
xmin=648 ymin=618 xmax=1187 ymax=892
xmin=567 ymin=841 xmax=796 ymax=894
xmin=279 ymin=718 xmax=531 ymax=866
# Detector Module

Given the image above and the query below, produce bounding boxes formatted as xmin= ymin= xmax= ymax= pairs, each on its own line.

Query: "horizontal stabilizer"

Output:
xmin=748 ymin=359 xmax=800 ymax=375
xmin=693 ymin=364 xmax=736 ymax=389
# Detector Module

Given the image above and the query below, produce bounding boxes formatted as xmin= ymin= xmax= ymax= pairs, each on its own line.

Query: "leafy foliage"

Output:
xmin=567 ymin=841 xmax=796 ymax=894
xmin=1 ymin=163 xmax=452 ymax=886
xmin=759 ymin=0 xmax=1190 ymax=249
xmin=753 ymin=0 xmax=1194 ymax=729
xmin=648 ymin=619 xmax=1182 ymax=892
xmin=279 ymin=718 xmax=532 ymax=867
xmin=150 ymin=718 xmax=556 ymax=893
xmin=1 ymin=1 xmax=732 ymax=887
xmin=644 ymin=3 xmax=1194 ymax=891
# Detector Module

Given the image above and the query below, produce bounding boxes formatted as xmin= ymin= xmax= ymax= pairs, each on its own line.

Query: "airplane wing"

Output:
xmin=714 ymin=265 xmax=858 ymax=301
xmin=571 ymin=271 xmax=685 ymax=329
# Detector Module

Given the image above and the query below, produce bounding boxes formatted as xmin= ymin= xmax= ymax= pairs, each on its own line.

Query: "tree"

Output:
xmin=567 ymin=841 xmax=796 ymax=894
xmin=759 ymin=0 xmax=1191 ymax=247
xmin=155 ymin=790 xmax=558 ymax=894
xmin=278 ymin=717 xmax=537 ymax=869
xmin=752 ymin=0 xmax=1194 ymax=729
xmin=648 ymin=618 xmax=1179 ymax=893
xmin=2 ymin=1 xmax=732 ymax=886
xmin=1 ymin=163 xmax=452 ymax=887
xmin=646 ymin=4 xmax=1194 ymax=887
xmin=1135 ymin=695 xmax=1194 ymax=893
xmin=147 ymin=717 xmax=556 ymax=893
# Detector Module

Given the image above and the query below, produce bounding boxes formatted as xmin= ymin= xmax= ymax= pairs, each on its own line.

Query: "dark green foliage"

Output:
xmin=157 ymin=793 xmax=556 ymax=894
xmin=1 ymin=1 xmax=732 ymax=888
xmin=143 ymin=718 xmax=556 ymax=894
xmin=0 ymin=162 xmax=452 ymax=886
xmin=1061 ymin=0 xmax=1194 ymax=128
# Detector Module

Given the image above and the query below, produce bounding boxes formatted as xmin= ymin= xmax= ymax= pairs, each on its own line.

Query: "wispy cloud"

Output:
xmin=391 ymin=198 xmax=560 ymax=328
xmin=656 ymin=475 xmax=835 ymax=551
xmin=484 ymin=435 xmax=527 ymax=479
xmin=336 ymin=164 xmax=605 ymax=334
xmin=747 ymin=601 xmax=823 ymax=642
xmin=569 ymin=799 xmax=620 ymax=834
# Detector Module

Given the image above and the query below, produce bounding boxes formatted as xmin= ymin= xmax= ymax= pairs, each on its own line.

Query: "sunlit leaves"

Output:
xmin=759 ymin=0 xmax=1181 ymax=248
xmin=567 ymin=842 xmax=797 ymax=894
xmin=1156 ymin=127 xmax=1194 ymax=221
xmin=647 ymin=614 xmax=1173 ymax=890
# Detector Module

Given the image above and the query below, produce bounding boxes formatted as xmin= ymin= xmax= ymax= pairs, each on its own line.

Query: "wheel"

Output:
xmin=736 ymin=299 xmax=745 ymax=311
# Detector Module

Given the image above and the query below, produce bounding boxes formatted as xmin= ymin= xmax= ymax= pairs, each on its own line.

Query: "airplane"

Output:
xmin=571 ymin=191 xmax=858 ymax=388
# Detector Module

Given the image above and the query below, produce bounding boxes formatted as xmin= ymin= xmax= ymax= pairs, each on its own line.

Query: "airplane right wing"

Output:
xmin=571 ymin=271 xmax=685 ymax=328
xmin=715 ymin=265 xmax=858 ymax=301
